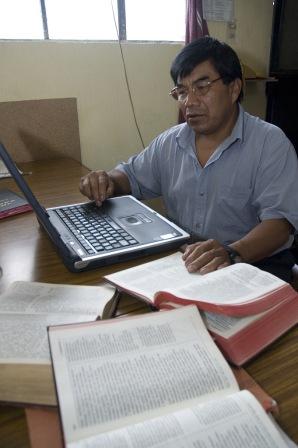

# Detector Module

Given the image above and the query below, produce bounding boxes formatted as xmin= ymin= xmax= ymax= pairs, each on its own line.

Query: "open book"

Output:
xmin=104 ymin=252 xmax=298 ymax=365
xmin=48 ymin=306 xmax=290 ymax=448
xmin=0 ymin=280 xmax=116 ymax=364
xmin=0 ymin=281 xmax=116 ymax=405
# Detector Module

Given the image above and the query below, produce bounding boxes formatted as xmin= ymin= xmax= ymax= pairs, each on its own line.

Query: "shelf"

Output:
xmin=245 ymin=76 xmax=277 ymax=82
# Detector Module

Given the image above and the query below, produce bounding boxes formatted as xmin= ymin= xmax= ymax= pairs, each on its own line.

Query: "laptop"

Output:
xmin=0 ymin=143 xmax=190 ymax=272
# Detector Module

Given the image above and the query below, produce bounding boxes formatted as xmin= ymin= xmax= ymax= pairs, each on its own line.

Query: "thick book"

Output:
xmin=48 ymin=306 xmax=290 ymax=448
xmin=0 ymin=188 xmax=32 ymax=218
xmin=0 ymin=280 xmax=117 ymax=364
xmin=104 ymin=252 xmax=298 ymax=366
xmin=0 ymin=280 xmax=116 ymax=405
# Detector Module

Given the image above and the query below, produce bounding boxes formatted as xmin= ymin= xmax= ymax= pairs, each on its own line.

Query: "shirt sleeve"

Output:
xmin=115 ymin=135 xmax=164 ymax=200
xmin=252 ymin=126 xmax=298 ymax=231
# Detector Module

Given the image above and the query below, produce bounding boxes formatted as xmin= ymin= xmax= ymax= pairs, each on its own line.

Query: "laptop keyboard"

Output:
xmin=56 ymin=203 xmax=138 ymax=255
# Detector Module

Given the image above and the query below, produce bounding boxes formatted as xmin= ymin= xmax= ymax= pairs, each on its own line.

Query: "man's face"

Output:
xmin=177 ymin=60 xmax=241 ymax=136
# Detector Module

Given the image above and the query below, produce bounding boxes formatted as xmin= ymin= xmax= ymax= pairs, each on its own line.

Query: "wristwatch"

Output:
xmin=224 ymin=245 xmax=242 ymax=264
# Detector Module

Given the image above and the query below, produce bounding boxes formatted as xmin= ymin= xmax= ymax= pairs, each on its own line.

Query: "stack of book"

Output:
xmin=104 ymin=252 xmax=298 ymax=366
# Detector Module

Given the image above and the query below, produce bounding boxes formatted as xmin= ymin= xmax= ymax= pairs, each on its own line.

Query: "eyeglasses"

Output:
xmin=170 ymin=76 xmax=222 ymax=102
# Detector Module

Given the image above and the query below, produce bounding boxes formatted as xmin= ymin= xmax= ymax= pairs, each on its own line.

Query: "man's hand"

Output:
xmin=182 ymin=239 xmax=231 ymax=274
xmin=79 ymin=170 xmax=115 ymax=206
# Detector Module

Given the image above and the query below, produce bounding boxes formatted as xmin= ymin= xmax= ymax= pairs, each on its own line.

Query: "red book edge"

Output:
xmin=154 ymin=283 xmax=297 ymax=316
xmin=0 ymin=204 xmax=32 ymax=219
xmin=210 ymin=295 xmax=298 ymax=366
xmin=232 ymin=366 xmax=279 ymax=415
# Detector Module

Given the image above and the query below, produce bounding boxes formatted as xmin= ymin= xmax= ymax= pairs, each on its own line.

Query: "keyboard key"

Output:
xmin=58 ymin=204 xmax=138 ymax=253
xmin=119 ymin=240 xmax=130 ymax=246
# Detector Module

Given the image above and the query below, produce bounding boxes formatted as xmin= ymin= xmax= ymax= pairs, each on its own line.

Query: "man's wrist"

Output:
xmin=223 ymin=245 xmax=243 ymax=264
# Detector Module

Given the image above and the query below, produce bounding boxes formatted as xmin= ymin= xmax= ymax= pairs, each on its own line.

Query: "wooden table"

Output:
xmin=0 ymin=158 xmax=297 ymax=447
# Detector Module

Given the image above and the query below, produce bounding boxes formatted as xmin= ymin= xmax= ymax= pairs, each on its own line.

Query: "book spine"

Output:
xmin=0 ymin=205 xmax=32 ymax=219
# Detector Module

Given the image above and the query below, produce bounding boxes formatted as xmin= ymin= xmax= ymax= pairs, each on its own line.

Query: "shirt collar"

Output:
xmin=206 ymin=106 xmax=244 ymax=166
xmin=226 ymin=104 xmax=244 ymax=145
xmin=177 ymin=104 xmax=244 ymax=149
xmin=176 ymin=122 xmax=195 ymax=151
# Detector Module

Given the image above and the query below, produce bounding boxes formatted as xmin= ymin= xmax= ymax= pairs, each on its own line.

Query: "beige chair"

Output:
xmin=0 ymin=98 xmax=81 ymax=163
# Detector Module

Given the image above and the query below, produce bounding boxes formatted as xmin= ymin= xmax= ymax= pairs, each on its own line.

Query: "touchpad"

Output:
xmin=120 ymin=215 xmax=142 ymax=226
xmin=120 ymin=214 xmax=153 ymax=226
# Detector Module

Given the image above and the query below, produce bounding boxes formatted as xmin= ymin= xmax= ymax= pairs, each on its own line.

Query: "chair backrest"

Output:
xmin=0 ymin=98 xmax=81 ymax=163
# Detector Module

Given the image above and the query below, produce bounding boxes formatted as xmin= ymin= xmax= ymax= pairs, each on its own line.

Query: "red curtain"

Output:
xmin=178 ymin=0 xmax=209 ymax=123
xmin=185 ymin=0 xmax=209 ymax=43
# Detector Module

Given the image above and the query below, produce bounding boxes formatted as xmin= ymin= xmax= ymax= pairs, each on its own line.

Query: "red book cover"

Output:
xmin=0 ymin=188 xmax=32 ymax=219
xmin=154 ymin=283 xmax=296 ymax=316
xmin=204 ymin=295 xmax=298 ymax=366
xmin=156 ymin=296 xmax=298 ymax=366
xmin=104 ymin=253 xmax=298 ymax=365
xmin=232 ymin=366 xmax=279 ymax=414
xmin=105 ymin=253 xmax=297 ymax=317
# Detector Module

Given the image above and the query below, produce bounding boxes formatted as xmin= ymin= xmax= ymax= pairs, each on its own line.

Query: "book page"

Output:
xmin=68 ymin=390 xmax=288 ymax=448
xmin=105 ymin=253 xmax=285 ymax=306
xmin=202 ymin=297 xmax=293 ymax=338
xmin=156 ymin=303 xmax=267 ymax=338
xmin=202 ymin=310 xmax=267 ymax=338
xmin=49 ymin=306 xmax=238 ymax=443
xmin=154 ymin=302 xmax=271 ymax=339
xmin=0 ymin=281 xmax=115 ymax=363
xmin=0 ymin=281 xmax=115 ymax=316
xmin=0 ymin=312 xmax=96 ymax=363
xmin=0 ymin=159 xmax=24 ymax=177
xmin=0 ymin=159 xmax=12 ymax=178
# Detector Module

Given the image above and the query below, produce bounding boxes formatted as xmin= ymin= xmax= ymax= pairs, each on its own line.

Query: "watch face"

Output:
xmin=228 ymin=252 xmax=236 ymax=264
xmin=225 ymin=246 xmax=242 ymax=264
xmin=230 ymin=253 xmax=240 ymax=263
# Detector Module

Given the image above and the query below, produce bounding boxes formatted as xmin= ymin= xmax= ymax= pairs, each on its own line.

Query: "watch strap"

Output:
xmin=223 ymin=245 xmax=242 ymax=264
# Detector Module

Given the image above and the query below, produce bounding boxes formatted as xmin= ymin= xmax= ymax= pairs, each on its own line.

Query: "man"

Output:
xmin=80 ymin=37 xmax=298 ymax=282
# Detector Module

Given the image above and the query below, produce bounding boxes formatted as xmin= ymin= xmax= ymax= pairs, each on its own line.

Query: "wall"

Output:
xmin=0 ymin=41 xmax=181 ymax=169
xmin=207 ymin=0 xmax=274 ymax=118
xmin=0 ymin=0 xmax=273 ymax=169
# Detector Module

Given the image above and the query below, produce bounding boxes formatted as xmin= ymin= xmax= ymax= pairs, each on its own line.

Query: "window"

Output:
xmin=125 ymin=0 xmax=185 ymax=41
xmin=45 ymin=0 xmax=118 ymax=40
xmin=0 ymin=0 xmax=44 ymax=39
xmin=0 ymin=0 xmax=186 ymax=41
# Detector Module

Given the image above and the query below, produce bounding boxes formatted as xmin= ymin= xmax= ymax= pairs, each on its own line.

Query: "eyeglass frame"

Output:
xmin=169 ymin=76 xmax=223 ymax=102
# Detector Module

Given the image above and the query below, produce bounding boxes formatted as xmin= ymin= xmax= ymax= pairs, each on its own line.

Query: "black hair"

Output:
xmin=170 ymin=36 xmax=243 ymax=102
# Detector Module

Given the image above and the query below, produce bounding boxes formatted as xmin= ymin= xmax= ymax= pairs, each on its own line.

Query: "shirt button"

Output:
xmin=200 ymin=192 xmax=204 ymax=196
